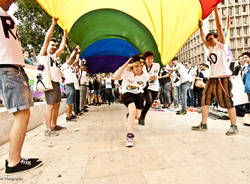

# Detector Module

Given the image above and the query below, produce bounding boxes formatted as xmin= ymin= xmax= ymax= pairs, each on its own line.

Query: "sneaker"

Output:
xmin=75 ymin=112 xmax=83 ymax=116
xmin=44 ymin=130 xmax=59 ymax=136
xmin=225 ymin=125 xmax=239 ymax=136
xmin=5 ymin=158 xmax=43 ymax=176
xmin=22 ymin=157 xmax=40 ymax=162
xmin=138 ymin=118 xmax=145 ymax=126
xmin=176 ymin=109 xmax=187 ymax=115
xmin=191 ymin=123 xmax=208 ymax=131
xmin=51 ymin=125 xmax=66 ymax=131
xmin=71 ymin=114 xmax=78 ymax=119
xmin=66 ymin=116 xmax=76 ymax=121
xmin=126 ymin=133 xmax=134 ymax=147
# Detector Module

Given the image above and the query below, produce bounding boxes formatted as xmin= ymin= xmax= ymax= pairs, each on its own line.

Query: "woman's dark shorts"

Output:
xmin=122 ymin=92 xmax=144 ymax=109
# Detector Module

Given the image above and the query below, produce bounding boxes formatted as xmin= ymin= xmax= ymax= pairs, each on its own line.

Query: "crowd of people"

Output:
xmin=0 ymin=0 xmax=249 ymax=176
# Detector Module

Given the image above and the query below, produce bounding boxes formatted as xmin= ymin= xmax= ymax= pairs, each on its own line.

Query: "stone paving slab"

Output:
xmin=0 ymin=104 xmax=249 ymax=184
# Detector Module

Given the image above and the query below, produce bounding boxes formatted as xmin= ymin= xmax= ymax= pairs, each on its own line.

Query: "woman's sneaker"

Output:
xmin=5 ymin=158 xmax=43 ymax=175
xmin=126 ymin=133 xmax=134 ymax=147
xmin=225 ymin=125 xmax=239 ymax=136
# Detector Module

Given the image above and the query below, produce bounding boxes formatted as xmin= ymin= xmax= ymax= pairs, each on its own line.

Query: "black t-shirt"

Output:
xmin=93 ymin=79 xmax=100 ymax=90
xmin=160 ymin=71 xmax=171 ymax=84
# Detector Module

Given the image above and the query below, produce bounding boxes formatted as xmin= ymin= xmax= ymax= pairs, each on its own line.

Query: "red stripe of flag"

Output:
xmin=199 ymin=0 xmax=223 ymax=19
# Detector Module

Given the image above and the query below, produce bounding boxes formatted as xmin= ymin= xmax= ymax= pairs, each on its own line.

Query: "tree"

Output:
xmin=14 ymin=0 xmax=75 ymax=61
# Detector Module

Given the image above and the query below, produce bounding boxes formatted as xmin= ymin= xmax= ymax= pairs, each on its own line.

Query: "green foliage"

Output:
xmin=14 ymin=0 xmax=76 ymax=62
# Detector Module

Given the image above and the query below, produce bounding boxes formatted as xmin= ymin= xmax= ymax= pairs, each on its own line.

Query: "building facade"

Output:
xmin=177 ymin=0 xmax=250 ymax=66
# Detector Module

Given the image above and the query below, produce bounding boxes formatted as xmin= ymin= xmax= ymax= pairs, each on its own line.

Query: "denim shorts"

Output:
xmin=94 ymin=89 xmax=101 ymax=96
xmin=65 ymin=83 xmax=75 ymax=105
xmin=0 ymin=66 xmax=33 ymax=113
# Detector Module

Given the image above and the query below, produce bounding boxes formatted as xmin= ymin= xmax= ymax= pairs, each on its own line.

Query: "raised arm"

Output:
xmin=214 ymin=6 xmax=225 ymax=44
xmin=55 ymin=31 xmax=68 ymax=57
xmin=199 ymin=21 xmax=209 ymax=49
xmin=72 ymin=52 xmax=81 ymax=67
xmin=113 ymin=58 xmax=132 ymax=80
xmin=40 ymin=18 xmax=57 ymax=56
xmin=66 ymin=46 xmax=80 ymax=65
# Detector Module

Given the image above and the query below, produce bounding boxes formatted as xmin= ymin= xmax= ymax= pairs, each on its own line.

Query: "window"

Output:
xmin=230 ymin=28 xmax=234 ymax=37
xmin=209 ymin=20 xmax=213 ymax=28
xmin=229 ymin=0 xmax=232 ymax=4
xmin=237 ymin=28 xmax=241 ymax=36
xmin=237 ymin=39 xmax=241 ymax=46
xmin=235 ymin=0 xmax=238 ymax=3
xmin=243 ymin=16 xmax=247 ymax=24
xmin=229 ymin=8 xmax=233 ymax=16
xmin=242 ymin=6 xmax=246 ymax=13
xmin=222 ymin=0 xmax=225 ymax=5
xmin=235 ymin=7 xmax=239 ymax=15
xmin=236 ymin=17 xmax=241 ymax=25
xmin=230 ymin=39 xmax=235 ymax=47
xmin=244 ymin=27 xmax=248 ymax=35
xmin=230 ymin=19 xmax=233 ymax=25
xmin=244 ymin=38 xmax=248 ymax=46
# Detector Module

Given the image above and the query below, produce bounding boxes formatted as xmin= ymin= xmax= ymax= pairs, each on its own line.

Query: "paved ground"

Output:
xmin=0 ymin=104 xmax=250 ymax=184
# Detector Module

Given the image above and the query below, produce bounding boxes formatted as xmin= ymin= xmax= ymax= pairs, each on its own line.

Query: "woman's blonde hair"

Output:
xmin=127 ymin=61 xmax=144 ymax=71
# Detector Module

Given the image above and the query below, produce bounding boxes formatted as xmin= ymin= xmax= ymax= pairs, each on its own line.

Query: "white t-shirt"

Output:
xmin=48 ymin=54 xmax=62 ymax=82
xmin=187 ymin=67 xmax=196 ymax=82
xmin=0 ymin=7 xmax=24 ymax=65
xmin=207 ymin=42 xmax=232 ymax=78
xmin=61 ymin=63 xmax=75 ymax=84
xmin=143 ymin=63 xmax=160 ymax=92
xmin=105 ymin=77 xmax=112 ymax=89
xmin=201 ymin=69 xmax=210 ymax=79
xmin=175 ymin=63 xmax=191 ymax=83
xmin=121 ymin=69 xmax=149 ymax=94
xmin=80 ymin=70 xmax=88 ymax=84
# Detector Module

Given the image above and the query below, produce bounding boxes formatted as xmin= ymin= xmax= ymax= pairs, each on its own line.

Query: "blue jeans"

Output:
xmin=163 ymin=82 xmax=171 ymax=105
xmin=65 ymin=83 xmax=76 ymax=105
xmin=180 ymin=82 xmax=191 ymax=111
xmin=187 ymin=89 xmax=195 ymax=107
xmin=174 ymin=86 xmax=181 ymax=106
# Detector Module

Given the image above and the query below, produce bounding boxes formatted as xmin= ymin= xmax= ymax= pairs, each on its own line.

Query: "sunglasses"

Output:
xmin=207 ymin=37 xmax=214 ymax=42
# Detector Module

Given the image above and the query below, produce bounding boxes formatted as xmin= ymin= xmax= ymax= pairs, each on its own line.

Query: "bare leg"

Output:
xmin=66 ymin=104 xmax=72 ymax=117
xmin=8 ymin=109 xmax=30 ymax=167
xmin=46 ymin=104 xmax=55 ymax=130
xmin=135 ymin=109 xmax=142 ymax=120
xmin=52 ymin=102 xmax=60 ymax=127
xmin=127 ymin=103 xmax=136 ymax=133
xmin=201 ymin=105 xmax=209 ymax=124
xmin=227 ymin=107 xmax=236 ymax=125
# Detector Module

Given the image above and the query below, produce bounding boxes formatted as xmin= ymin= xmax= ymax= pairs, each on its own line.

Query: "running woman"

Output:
xmin=113 ymin=54 xmax=149 ymax=147
xmin=191 ymin=6 xmax=239 ymax=135
xmin=139 ymin=51 xmax=160 ymax=125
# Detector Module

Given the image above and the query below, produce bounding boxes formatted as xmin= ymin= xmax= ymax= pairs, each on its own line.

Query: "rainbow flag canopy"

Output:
xmin=36 ymin=0 xmax=222 ymax=74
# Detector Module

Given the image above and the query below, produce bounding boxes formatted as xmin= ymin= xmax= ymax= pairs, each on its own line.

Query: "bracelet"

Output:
xmin=78 ymin=52 xmax=81 ymax=54
xmin=74 ymin=48 xmax=78 ymax=51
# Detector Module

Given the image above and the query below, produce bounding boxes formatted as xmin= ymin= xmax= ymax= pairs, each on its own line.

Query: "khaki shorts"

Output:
xmin=45 ymin=81 xmax=61 ymax=104
xmin=202 ymin=77 xmax=234 ymax=109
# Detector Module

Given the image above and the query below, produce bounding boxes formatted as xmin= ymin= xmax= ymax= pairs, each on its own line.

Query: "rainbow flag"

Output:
xmin=224 ymin=8 xmax=233 ymax=62
xmin=36 ymin=0 xmax=223 ymax=72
